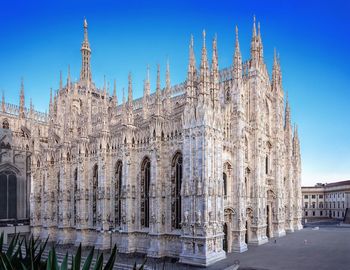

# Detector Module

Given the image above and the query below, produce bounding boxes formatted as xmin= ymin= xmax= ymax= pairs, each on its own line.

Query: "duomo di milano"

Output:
xmin=0 ymin=17 xmax=302 ymax=266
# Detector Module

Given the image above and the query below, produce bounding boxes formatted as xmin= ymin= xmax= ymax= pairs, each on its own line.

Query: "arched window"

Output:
xmin=223 ymin=162 xmax=232 ymax=197
xmin=245 ymin=137 xmax=249 ymax=160
xmin=141 ymin=157 xmax=150 ymax=228
xmin=92 ymin=164 xmax=98 ymax=226
xmin=223 ymin=172 xmax=227 ymax=197
xmin=115 ymin=161 xmax=122 ymax=227
xmin=73 ymin=168 xmax=78 ymax=226
xmin=171 ymin=153 xmax=182 ymax=229
xmin=0 ymin=171 xmax=17 ymax=219
xmin=2 ymin=119 xmax=9 ymax=129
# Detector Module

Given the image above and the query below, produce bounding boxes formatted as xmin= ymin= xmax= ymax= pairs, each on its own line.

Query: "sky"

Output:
xmin=0 ymin=0 xmax=349 ymax=186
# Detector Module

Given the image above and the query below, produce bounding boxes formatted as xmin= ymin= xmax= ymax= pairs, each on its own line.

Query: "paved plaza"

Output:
xmin=205 ymin=223 xmax=350 ymax=270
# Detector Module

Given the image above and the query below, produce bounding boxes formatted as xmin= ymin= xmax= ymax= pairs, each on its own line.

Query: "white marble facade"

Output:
xmin=0 ymin=18 xmax=303 ymax=266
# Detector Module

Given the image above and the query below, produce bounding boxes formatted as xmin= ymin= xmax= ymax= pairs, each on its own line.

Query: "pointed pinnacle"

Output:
xmin=202 ymin=29 xmax=206 ymax=48
xmin=166 ymin=60 xmax=170 ymax=89
xmin=156 ymin=64 xmax=161 ymax=91
xmin=146 ymin=64 xmax=150 ymax=82
xmin=253 ymin=15 xmax=257 ymax=37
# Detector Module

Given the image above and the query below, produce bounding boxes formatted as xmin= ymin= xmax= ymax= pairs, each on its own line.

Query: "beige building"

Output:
xmin=302 ymin=181 xmax=350 ymax=220
xmin=1 ymin=18 xmax=302 ymax=266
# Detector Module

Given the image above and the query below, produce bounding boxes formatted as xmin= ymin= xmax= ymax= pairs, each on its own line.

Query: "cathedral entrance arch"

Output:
xmin=0 ymin=170 xmax=17 ymax=220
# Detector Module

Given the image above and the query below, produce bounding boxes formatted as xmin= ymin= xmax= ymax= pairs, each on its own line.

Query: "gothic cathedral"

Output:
xmin=0 ymin=18 xmax=302 ymax=266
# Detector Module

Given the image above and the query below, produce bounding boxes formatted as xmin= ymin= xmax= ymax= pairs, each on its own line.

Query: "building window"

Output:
xmin=319 ymin=202 xmax=323 ymax=209
xmin=312 ymin=211 xmax=315 ymax=216
xmin=92 ymin=164 xmax=98 ymax=226
xmin=312 ymin=195 xmax=316 ymax=199
xmin=141 ymin=157 xmax=150 ymax=228
xmin=304 ymin=202 xmax=308 ymax=209
xmin=305 ymin=211 xmax=308 ymax=216
xmin=171 ymin=153 xmax=182 ymax=230
xmin=304 ymin=195 xmax=308 ymax=199
xmin=320 ymin=211 xmax=323 ymax=216
xmin=2 ymin=120 xmax=9 ymax=129
xmin=115 ymin=161 xmax=122 ymax=227
xmin=0 ymin=171 xmax=17 ymax=219
xmin=223 ymin=172 xmax=227 ymax=197
xmin=265 ymin=155 xmax=269 ymax=174
xmin=338 ymin=211 xmax=340 ymax=217
xmin=312 ymin=202 xmax=315 ymax=209
xmin=319 ymin=194 xmax=323 ymax=199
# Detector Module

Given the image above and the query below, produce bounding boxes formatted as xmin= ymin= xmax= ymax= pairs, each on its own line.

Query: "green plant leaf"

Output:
xmin=0 ymin=251 xmax=15 ymax=270
xmin=138 ymin=258 xmax=147 ymax=270
xmin=6 ymin=233 xmax=19 ymax=257
xmin=73 ymin=243 xmax=82 ymax=270
xmin=93 ymin=253 xmax=103 ymax=270
xmin=52 ymin=246 xmax=59 ymax=270
xmin=82 ymin=246 xmax=95 ymax=270
xmin=60 ymin=252 xmax=68 ymax=270
xmin=103 ymin=244 xmax=117 ymax=270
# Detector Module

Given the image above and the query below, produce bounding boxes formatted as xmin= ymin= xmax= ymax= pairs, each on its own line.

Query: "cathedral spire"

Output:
xmin=200 ymin=30 xmax=209 ymax=95
xmin=211 ymin=34 xmax=219 ymax=105
xmin=80 ymin=18 xmax=92 ymax=83
xmin=233 ymin=26 xmax=242 ymax=79
xmin=128 ymin=72 xmax=133 ymax=104
xmin=67 ymin=65 xmax=71 ymax=88
xmin=49 ymin=87 xmax=53 ymax=118
xmin=2 ymin=91 xmax=5 ymax=112
xmin=211 ymin=35 xmax=218 ymax=76
xmin=166 ymin=60 xmax=171 ymax=91
xmin=30 ymin=98 xmax=33 ymax=116
xmin=156 ymin=64 xmax=161 ymax=94
xmin=186 ymin=34 xmax=196 ymax=100
xmin=250 ymin=15 xmax=258 ymax=63
xmin=252 ymin=15 xmax=257 ymax=37
xmin=284 ymin=95 xmax=291 ymax=130
xmin=145 ymin=65 xmax=150 ymax=97
xmin=59 ymin=70 xmax=63 ymax=90
xmin=19 ymin=77 xmax=25 ymax=118
xmin=272 ymin=48 xmax=281 ymax=90
xmin=113 ymin=79 xmax=118 ymax=105
xmin=257 ymin=21 xmax=264 ymax=60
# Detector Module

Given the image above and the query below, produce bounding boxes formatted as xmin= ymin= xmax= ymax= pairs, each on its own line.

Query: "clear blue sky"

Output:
xmin=0 ymin=0 xmax=349 ymax=186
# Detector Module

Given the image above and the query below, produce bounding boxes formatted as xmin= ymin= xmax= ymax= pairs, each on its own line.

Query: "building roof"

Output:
xmin=324 ymin=180 xmax=350 ymax=187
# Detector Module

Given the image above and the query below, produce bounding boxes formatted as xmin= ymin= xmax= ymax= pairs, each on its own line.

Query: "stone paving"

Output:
xmin=205 ymin=224 xmax=350 ymax=270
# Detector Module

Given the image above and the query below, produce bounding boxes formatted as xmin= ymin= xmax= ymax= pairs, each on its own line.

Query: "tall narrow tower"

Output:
xmin=80 ymin=18 xmax=92 ymax=83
